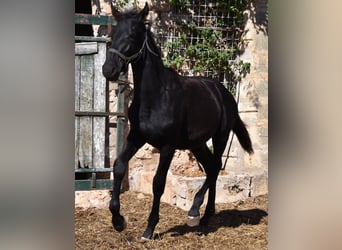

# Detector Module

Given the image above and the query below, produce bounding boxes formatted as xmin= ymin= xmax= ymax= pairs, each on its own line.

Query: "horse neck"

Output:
xmin=131 ymin=34 xmax=164 ymax=100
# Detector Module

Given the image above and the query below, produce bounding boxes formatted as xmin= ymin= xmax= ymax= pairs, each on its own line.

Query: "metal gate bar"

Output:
xmin=75 ymin=180 xmax=113 ymax=190
xmin=75 ymin=36 xmax=110 ymax=42
xmin=75 ymin=13 xmax=116 ymax=26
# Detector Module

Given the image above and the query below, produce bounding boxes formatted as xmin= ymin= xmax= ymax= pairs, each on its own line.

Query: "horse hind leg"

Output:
xmin=187 ymin=128 xmax=231 ymax=226
xmin=199 ymin=131 xmax=231 ymax=225
xmin=187 ymin=144 xmax=218 ymax=226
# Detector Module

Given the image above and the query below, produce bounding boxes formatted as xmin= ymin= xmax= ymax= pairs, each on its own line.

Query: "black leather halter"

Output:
xmin=108 ymin=32 xmax=158 ymax=64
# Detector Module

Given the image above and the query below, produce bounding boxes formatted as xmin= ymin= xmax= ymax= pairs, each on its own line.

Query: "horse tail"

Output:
xmin=233 ymin=114 xmax=254 ymax=154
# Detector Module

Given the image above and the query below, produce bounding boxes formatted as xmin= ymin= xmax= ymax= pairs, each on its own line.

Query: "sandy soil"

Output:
xmin=75 ymin=191 xmax=268 ymax=249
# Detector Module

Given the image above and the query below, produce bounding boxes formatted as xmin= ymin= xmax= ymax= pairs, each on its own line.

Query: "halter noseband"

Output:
xmin=108 ymin=32 xmax=158 ymax=64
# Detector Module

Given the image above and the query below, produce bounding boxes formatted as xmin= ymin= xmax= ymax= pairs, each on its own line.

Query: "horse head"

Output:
xmin=102 ymin=3 xmax=149 ymax=81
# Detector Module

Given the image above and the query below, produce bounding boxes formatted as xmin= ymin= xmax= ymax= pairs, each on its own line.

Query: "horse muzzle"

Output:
xmin=102 ymin=63 xmax=121 ymax=81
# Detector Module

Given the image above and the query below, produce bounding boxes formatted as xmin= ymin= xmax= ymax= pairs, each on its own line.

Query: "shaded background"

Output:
xmin=0 ymin=0 xmax=341 ymax=249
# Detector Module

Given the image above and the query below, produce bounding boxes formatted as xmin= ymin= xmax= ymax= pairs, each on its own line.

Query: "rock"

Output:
xmin=75 ymin=190 xmax=111 ymax=209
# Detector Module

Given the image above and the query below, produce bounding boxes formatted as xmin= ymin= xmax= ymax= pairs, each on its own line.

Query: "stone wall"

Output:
xmin=237 ymin=0 xmax=268 ymax=186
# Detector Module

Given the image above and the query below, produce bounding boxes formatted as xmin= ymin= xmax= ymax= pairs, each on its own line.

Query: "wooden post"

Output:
xmin=93 ymin=42 xmax=106 ymax=169
xmin=79 ymin=54 xmax=94 ymax=168
xmin=75 ymin=56 xmax=80 ymax=169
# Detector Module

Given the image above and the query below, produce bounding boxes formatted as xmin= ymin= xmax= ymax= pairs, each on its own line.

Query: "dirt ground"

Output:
xmin=75 ymin=191 xmax=268 ymax=249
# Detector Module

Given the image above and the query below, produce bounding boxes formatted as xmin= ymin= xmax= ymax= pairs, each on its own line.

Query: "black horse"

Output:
xmin=102 ymin=3 xmax=253 ymax=240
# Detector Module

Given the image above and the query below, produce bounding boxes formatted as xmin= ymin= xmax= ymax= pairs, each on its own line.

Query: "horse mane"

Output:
xmin=146 ymin=29 xmax=162 ymax=57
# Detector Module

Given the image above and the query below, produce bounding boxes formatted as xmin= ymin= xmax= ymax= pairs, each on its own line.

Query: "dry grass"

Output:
xmin=75 ymin=191 xmax=268 ymax=249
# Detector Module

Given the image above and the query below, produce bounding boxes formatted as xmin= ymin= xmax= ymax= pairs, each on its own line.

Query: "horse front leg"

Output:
xmin=110 ymin=135 xmax=144 ymax=232
xmin=141 ymin=146 xmax=175 ymax=240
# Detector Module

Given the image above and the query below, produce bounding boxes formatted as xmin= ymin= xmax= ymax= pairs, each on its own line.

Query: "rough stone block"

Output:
xmin=128 ymin=165 xmax=267 ymax=211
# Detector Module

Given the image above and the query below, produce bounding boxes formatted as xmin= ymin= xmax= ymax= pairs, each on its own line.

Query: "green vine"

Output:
xmin=112 ymin=0 xmax=139 ymax=9
xmin=164 ymin=0 xmax=251 ymax=94
xmin=168 ymin=0 xmax=189 ymax=7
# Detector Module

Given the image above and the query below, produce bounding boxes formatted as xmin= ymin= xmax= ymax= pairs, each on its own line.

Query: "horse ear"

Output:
xmin=139 ymin=2 xmax=149 ymax=21
xmin=111 ymin=4 xmax=122 ymax=21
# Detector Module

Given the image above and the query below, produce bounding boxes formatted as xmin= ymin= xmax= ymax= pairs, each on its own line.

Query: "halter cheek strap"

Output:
xmin=108 ymin=32 xmax=158 ymax=64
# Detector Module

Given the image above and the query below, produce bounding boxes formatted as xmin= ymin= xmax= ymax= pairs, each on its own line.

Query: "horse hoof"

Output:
xmin=140 ymin=236 xmax=151 ymax=242
xmin=187 ymin=216 xmax=200 ymax=227
xmin=141 ymin=229 xmax=153 ymax=241
xmin=112 ymin=216 xmax=127 ymax=232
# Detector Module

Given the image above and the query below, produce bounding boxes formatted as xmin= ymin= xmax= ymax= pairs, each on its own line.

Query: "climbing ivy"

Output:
xmin=112 ymin=0 xmax=139 ymax=9
xmin=164 ymin=0 xmax=251 ymax=93
xmin=163 ymin=25 xmax=242 ymax=77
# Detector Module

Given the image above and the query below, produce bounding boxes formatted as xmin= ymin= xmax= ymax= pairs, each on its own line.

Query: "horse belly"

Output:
xmin=186 ymin=116 xmax=220 ymax=146
xmin=183 ymin=95 xmax=221 ymax=147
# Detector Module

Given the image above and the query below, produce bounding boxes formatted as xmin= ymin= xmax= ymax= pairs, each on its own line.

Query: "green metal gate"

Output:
xmin=74 ymin=13 xmax=127 ymax=190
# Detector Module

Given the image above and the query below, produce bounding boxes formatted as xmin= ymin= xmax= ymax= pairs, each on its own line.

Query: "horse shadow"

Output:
xmin=155 ymin=208 xmax=268 ymax=239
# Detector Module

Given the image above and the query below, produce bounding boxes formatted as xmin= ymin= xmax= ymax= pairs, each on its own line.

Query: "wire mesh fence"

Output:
xmin=154 ymin=0 xmax=250 ymax=94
